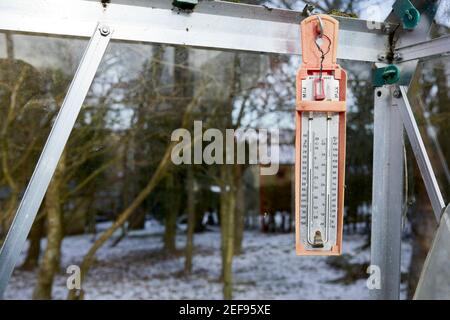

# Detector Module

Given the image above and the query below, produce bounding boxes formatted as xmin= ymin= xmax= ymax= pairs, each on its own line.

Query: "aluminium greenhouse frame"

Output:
xmin=0 ymin=0 xmax=449 ymax=300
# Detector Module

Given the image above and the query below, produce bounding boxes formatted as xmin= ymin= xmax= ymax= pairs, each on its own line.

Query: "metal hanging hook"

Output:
xmin=316 ymin=15 xmax=324 ymax=38
xmin=313 ymin=15 xmax=328 ymax=79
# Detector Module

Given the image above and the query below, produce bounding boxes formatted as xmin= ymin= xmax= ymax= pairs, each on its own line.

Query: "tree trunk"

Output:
xmin=5 ymin=32 xmax=14 ymax=59
xmin=220 ymin=164 xmax=236 ymax=300
xmin=32 ymin=154 xmax=65 ymax=300
xmin=219 ymin=52 xmax=242 ymax=299
xmin=0 ymin=193 xmax=18 ymax=243
xmin=163 ymin=172 xmax=179 ymax=254
xmin=128 ymin=209 xmax=146 ymax=230
xmin=184 ymin=166 xmax=195 ymax=273
xmin=234 ymin=165 xmax=245 ymax=255
xmin=64 ymin=196 xmax=92 ymax=235
xmin=21 ymin=216 xmax=44 ymax=270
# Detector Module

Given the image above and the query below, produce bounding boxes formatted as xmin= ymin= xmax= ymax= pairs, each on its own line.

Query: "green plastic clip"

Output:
xmin=392 ymin=0 xmax=421 ymax=30
xmin=172 ymin=0 xmax=198 ymax=10
xmin=373 ymin=65 xmax=401 ymax=87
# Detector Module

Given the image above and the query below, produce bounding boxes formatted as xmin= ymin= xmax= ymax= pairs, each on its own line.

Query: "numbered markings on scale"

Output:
xmin=300 ymin=112 xmax=339 ymax=251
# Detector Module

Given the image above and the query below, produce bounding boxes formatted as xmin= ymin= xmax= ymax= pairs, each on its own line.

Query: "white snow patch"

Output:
xmin=4 ymin=224 xmax=412 ymax=300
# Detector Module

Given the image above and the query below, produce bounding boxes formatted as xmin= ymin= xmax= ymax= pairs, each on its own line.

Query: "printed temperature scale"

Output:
xmin=295 ymin=15 xmax=347 ymax=255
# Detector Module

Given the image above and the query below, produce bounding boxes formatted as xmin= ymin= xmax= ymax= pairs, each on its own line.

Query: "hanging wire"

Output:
xmin=314 ymin=33 xmax=332 ymax=79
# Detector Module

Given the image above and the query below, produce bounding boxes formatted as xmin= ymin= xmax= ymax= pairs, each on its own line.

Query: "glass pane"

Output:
xmin=408 ymin=56 xmax=450 ymax=203
xmin=1 ymin=32 xmax=386 ymax=299
xmin=430 ymin=1 xmax=450 ymax=39
xmin=415 ymin=206 xmax=450 ymax=299
xmin=0 ymin=33 xmax=86 ymax=244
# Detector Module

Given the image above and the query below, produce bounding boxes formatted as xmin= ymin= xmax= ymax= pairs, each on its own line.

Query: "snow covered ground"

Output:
xmin=4 ymin=221 xmax=412 ymax=300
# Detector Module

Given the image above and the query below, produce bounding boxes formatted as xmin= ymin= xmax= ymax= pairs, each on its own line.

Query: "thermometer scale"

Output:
xmin=295 ymin=15 xmax=347 ymax=255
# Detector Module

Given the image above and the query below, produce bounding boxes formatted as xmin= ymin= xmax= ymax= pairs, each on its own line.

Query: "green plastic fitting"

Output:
xmin=392 ymin=0 xmax=421 ymax=30
xmin=373 ymin=64 xmax=401 ymax=87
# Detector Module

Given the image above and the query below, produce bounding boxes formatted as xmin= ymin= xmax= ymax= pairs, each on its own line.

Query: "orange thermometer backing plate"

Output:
xmin=295 ymin=15 xmax=347 ymax=256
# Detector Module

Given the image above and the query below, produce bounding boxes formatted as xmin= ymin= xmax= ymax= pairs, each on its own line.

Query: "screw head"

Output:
xmin=99 ymin=26 xmax=110 ymax=36
xmin=393 ymin=52 xmax=402 ymax=61
xmin=393 ymin=89 xmax=401 ymax=98
xmin=382 ymin=24 xmax=392 ymax=34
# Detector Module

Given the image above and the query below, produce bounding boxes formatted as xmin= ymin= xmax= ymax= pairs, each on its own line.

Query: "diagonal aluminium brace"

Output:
xmin=394 ymin=86 xmax=446 ymax=221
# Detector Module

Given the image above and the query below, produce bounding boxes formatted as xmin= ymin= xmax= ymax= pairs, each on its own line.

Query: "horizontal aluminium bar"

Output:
xmin=396 ymin=35 xmax=450 ymax=62
xmin=0 ymin=0 xmax=392 ymax=62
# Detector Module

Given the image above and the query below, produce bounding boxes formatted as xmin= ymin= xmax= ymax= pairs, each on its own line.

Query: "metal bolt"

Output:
xmin=382 ymin=24 xmax=392 ymax=34
xmin=393 ymin=52 xmax=402 ymax=61
xmin=99 ymin=26 xmax=110 ymax=36
xmin=393 ymin=89 xmax=401 ymax=98
xmin=405 ymin=10 xmax=413 ymax=21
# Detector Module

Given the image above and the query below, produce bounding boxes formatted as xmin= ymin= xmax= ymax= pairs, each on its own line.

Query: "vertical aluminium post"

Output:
xmin=370 ymin=86 xmax=404 ymax=300
xmin=0 ymin=24 xmax=112 ymax=298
